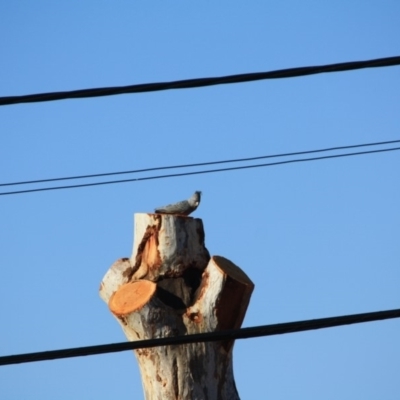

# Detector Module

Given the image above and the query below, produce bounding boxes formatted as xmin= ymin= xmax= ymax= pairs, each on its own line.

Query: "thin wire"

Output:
xmin=1 ymin=146 xmax=399 ymax=196
xmin=2 ymin=139 xmax=400 ymax=188
xmin=1 ymin=56 xmax=399 ymax=106
xmin=0 ymin=308 xmax=399 ymax=366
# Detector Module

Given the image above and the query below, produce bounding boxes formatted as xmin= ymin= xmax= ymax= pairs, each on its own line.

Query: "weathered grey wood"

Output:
xmin=100 ymin=213 xmax=254 ymax=400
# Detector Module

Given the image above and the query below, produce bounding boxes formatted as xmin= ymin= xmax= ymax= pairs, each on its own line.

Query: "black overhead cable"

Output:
xmin=1 ymin=55 xmax=399 ymax=106
xmin=0 ymin=308 xmax=399 ymax=366
xmin=2 ymin=139 xmax=399 ymax=188
xmin=1 ymin=145 xmax=399 ymax=196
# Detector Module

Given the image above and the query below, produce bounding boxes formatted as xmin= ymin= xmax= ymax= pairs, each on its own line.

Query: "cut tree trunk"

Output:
xmin=100 ymin=213 xmax=254 ymax=400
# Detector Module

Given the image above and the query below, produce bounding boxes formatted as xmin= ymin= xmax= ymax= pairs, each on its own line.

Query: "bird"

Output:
xmin=154 ymin=191 xmax=202 ymax=216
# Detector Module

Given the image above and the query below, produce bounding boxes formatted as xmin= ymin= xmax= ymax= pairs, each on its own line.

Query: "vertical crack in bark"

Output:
xmin=172 ymin=357 xmax=179 ymax=399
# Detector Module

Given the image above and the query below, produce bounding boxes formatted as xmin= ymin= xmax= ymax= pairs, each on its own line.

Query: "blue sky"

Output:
xmin=1 ymin=2 xmax=400 ymax=399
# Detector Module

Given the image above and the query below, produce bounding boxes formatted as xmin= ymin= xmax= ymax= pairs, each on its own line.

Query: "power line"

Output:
xmin=2 ymin=139 xmax=399 ymax=188
xmin=0 ymin=308 xmax=399 ymax=366
xmin=1 ymin=146 xmax=399 ymax=196
xmin=1 ymin=56 xmax=399 ymax=106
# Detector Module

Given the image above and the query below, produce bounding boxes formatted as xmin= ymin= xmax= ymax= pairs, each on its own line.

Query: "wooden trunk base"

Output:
xmin=100 ymin=213 xmax=254 ymax=400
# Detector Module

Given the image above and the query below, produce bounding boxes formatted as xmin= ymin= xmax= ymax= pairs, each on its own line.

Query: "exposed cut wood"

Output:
xmin=109 ymin=280 xmax=156 ymax=316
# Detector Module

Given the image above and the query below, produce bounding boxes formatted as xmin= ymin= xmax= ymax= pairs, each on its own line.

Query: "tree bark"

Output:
xmin=100 ymin=213 xmax=254 ymax=400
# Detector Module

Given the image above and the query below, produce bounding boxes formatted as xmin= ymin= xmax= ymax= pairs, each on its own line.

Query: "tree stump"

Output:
xmin=100 ymin=213 xmax=254 ymax=400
